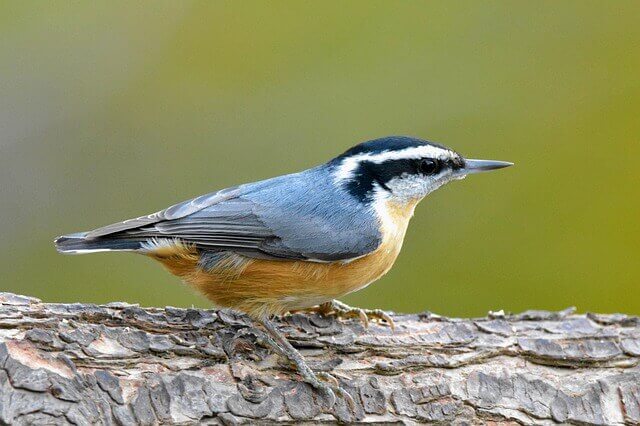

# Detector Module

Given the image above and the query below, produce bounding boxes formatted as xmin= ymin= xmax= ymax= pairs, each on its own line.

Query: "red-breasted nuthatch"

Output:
xmin=55 ymin=135 xmax=512 ymax=404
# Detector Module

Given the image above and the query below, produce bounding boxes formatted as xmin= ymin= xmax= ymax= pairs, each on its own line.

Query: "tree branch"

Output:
xmin=0 ymin=292 xmax=639 ymax=424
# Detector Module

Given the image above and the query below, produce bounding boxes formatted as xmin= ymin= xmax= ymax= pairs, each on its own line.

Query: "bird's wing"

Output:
xmin=118 ymin=197 xmax=303 ymax=259
xmin=86 ymin=180 xmax=381 ymax=262
xmin=85 ymin=187 xmax=241 ymax=239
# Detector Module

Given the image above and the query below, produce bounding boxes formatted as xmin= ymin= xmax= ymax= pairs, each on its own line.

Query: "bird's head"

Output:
xmin=330 ymin=136 xmax=512 ymax=206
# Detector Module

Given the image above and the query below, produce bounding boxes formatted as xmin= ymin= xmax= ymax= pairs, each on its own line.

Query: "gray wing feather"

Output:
xmin=112 ymin=196 xmax=310 ymax=260
xmin=86 ymin=168 xmax=382 ymax=262
xmin=86 ymin=187 xmax=241 ymax=238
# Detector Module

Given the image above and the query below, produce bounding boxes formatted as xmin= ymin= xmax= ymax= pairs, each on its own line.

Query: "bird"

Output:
xmin=55 ymin=135 xmax=511 ymax=404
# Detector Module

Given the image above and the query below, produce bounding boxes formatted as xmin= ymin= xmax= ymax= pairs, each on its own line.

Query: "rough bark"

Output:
xmin=0 ymin=292 xmax=639 ymax=425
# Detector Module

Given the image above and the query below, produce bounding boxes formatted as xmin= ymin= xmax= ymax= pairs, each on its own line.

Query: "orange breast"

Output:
xmin=148 ymin=199 xmax=417 ymax=318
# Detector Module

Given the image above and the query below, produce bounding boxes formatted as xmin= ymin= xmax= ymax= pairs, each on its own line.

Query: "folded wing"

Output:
xmin=71 ymin=192 xmax=378 ymax=262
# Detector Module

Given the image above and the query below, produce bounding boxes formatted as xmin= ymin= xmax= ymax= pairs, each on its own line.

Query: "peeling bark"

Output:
xmin=0 ymin=292 xmax=639 ymax=425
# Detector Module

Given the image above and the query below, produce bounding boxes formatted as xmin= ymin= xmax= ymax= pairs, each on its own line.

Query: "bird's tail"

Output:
xmin=54 ymin=232 xmax=144 ymax=254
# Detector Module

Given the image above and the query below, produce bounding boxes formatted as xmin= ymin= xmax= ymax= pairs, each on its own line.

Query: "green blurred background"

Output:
xmin=1 ymin=1 xmax=639 ymax=316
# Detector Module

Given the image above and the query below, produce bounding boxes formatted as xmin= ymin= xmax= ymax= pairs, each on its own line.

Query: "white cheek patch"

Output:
xmin=385 ymin=171 xmax=459 ymax=203
xmin=385 ymin=174 xmax=434 ymax=202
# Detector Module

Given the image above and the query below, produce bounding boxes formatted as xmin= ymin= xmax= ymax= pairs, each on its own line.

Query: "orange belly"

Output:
xmin=147 ymin=200 xmax=417 ymax=318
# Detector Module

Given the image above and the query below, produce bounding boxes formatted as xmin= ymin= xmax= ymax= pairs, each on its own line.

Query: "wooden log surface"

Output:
xmin=0 ymin=292 xmax=639 ymax=425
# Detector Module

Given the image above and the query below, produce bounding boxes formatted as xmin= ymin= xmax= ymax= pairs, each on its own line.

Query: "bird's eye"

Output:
xmin=419 ymin=159 xmax=440 ymax=175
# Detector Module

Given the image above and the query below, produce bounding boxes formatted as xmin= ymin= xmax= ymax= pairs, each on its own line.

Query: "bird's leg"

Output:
xmin=316 ymin=300 xmax=395 ymax=330
xmin=255 ymin=317 xmax=354 ymax=409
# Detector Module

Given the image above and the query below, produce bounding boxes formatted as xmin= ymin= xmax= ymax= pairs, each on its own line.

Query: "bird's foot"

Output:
xmin=315 ymin=300 xmax=395 ymax=330
xmin=256 ymin=317 xmax=355 ymax=410
xmin=298 ymin=370 xmax=355 ymax=410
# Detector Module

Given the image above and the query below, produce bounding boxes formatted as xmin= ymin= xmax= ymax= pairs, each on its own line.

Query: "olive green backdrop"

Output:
xmin=1 ymin=1 xmax=638 ymax=316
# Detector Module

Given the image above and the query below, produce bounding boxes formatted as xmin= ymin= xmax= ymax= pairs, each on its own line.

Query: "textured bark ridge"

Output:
xmin=0 ymin=293 xmax=639 ymax=425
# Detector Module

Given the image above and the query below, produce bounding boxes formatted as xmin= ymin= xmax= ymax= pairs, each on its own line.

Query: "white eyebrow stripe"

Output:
xmin=333 ymin=145 xmax=455 ymax=182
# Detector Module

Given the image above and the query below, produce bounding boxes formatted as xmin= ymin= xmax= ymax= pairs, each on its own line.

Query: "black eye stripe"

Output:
xmin=343 ymin=158 xmax=443 ymax=201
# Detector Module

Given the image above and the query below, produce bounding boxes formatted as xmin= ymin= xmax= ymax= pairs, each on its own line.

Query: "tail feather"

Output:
xmin=55 ymin=232 xmax=143 ymax=254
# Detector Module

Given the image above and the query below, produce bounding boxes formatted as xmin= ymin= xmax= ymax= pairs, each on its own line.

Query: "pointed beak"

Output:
xmin=461 ymin=158 xmax=513 ymax=175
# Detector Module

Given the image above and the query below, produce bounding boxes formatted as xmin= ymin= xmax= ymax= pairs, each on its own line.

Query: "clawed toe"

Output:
xmin=316 ymin=371 xmax=340 ymax=388
xmin=311 ymin=380 xmax=337 ymax=408
xmin=320 ymin=300 xmax=395 ymax=330
xmin=305 ymin=372 xmax=355 ymax=410
xmin=331 ymin=384 xmax=356 ymax=410
xmin=368 ymin=308 xmax=395 ymax=330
